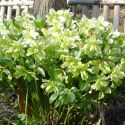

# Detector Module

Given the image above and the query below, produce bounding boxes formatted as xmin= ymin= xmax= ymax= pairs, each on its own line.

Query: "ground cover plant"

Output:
xmin=0 ymin=10 xmax=125 ymax=125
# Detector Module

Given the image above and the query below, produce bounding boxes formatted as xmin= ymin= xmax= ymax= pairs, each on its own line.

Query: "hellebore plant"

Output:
xmin=0 ymin=9 xmax=125 ymax=124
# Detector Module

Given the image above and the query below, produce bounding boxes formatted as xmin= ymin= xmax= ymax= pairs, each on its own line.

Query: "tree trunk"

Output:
xmin=33 ymin=0 xmax=67 ymax=19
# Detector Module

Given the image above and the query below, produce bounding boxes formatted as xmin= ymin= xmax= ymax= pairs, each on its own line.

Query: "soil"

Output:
xmin=105 ymin=96 xmax=125 ymax=125
xmin=0 ymin=88 xmax=18 ymax=125
xmin=1 ymin=88 xmax=125 ymax=125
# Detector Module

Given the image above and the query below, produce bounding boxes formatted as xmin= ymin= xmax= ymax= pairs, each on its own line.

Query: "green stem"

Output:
xmin=64 ymin=105 xmax=73 ymax=125
xmin=34 ymin=60 xmax=46 ymax=122
xmin=80 ymin=115 xmax=85 ymax=125
xmin=25 ymin=88 xmax=28 ymax=125
xmin=35 ymin=78 xmax=46 ymax=122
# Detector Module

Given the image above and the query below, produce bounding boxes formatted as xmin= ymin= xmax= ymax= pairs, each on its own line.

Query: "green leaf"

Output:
xmin=99 ymin=62 xmax=111 ymax=74
xmin=55 ymin=99 xmax=61 ymax=108
xmin=37 ymin=67 xmax=45 ymax=77
xmin=12 ymin=21 xmax=22 ymax=31
xmin=8 ymin=74 xmax=12 ymax=80
xmin=14 ymin=65 xmax=27 ymax=79
xmin=79 ymin=81 xmax=90 ymax=91
xmin=17 ymin=120 xmax=25 ymax=125
xmin=100 ymin=81 xmax=108 ymax=87
xmin=0 ymin=58 xmax=12 ymax=64
xmin=17 ymin=114 xmax=26 ymax=121
xmin=34 ymin=20 xmax=45 ymax=28
xmin=105 ymin=87 xmax=111 ymax=94
xmin=99 ymin=91 xmax=104 ymax=99
xmin=67 ymin=92 xmax=75 ymax=103
xmin=49 ymin=93 xmax=58 ymax=104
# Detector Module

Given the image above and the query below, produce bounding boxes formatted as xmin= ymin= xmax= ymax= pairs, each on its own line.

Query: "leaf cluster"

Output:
xmin=0 ymin=9 xmax=125 ymax=124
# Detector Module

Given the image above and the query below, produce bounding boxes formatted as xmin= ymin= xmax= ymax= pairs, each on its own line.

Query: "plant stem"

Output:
xmin=25 ymin=88 xmax=28 ymax=125
xmin=34 ymin=60 xmax=46 ymax=122
xmin=64 ymin=105 xmax=73 ymax=125
xmin=99 ymin=103 xmax=105 ymax=125
xmin=80 ymin=116 xmax=85 ymax=125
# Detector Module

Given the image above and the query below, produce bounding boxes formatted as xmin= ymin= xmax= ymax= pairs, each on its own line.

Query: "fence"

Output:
xmin=0 ymin=0 xmax=33 ymax=21
xmin=68 ymin=0 xmax=125 ymax=33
